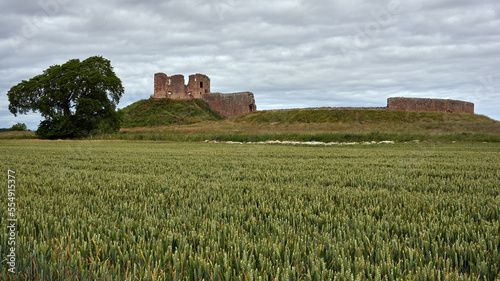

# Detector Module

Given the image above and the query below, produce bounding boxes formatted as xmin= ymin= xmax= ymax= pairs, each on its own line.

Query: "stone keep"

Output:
xmin=153 ymin=73 xmax=210 ymax=99
xmin=152 ymin=73 xmax=256 ymax=117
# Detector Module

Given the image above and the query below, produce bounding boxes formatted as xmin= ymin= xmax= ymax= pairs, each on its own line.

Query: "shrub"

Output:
xmin=10 ymin=122 xmax=27 ymax=131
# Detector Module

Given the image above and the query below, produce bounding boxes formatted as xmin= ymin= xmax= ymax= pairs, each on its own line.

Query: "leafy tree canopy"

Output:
xmin=10 ymin=122 xmax=28 ymax=131
xmin=7 ymin=56 xmax=124 ymax=138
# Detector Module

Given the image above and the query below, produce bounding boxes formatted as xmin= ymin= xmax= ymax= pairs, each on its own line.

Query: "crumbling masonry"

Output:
xmin=151 ymin=73 xmax=475 ymax=117
xmin=151 ymin=73 xmax=256 ymax=117
xmin=387 ymin=97 xmax=474 ymax=114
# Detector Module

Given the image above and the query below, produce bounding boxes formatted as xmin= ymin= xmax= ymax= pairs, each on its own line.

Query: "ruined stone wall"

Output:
xmin=153 ymin=73 xmax=211 ymax=100
xmin=153 ymin=73 xmax=255 ymax=117
xmin=153 ymin=73 xmax=169 ymax=98
xmin=167 ymin=74 xmax=188 ymax=99
xmin=387 ymin=97 xmax=474 ymax=114
xmin=187 ymin=74 xmax=210 ymax=99
xmin=202 ymin=92 xmax=257 ymax=117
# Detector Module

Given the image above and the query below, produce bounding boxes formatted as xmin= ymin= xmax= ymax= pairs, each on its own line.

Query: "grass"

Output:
xmin=1 ymin=140 xmax=499 ymax=280
xmin=114 ymin=108 xmax=500 ymax=142
xmin=96 ymin=131 xmax=499 ymax=143
xmin=120 ymin=98 xmax=224 ymax=128
xmin=234 ymin=108 xmax=493 ymax=124
xmin=0 ymin=130 xmax=37 ymax=139
xmin=229 ymin=109 xmax=500 ymax=134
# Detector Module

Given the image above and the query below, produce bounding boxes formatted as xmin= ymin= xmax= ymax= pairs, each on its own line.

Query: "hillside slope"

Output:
xmin=227 ymin=108 xmax=500 ymax=135
xmin=120 ymin=98 xmax=224 ymax=128
xmin=116 ymin=106 xmax=500 ymax=142
xmin=231 ymin=108 xmax=496 ymax=124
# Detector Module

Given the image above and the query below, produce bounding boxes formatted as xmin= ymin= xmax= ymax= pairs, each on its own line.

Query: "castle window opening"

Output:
xmin=249 ymin=105 xmax=255 ymax=112
xmin=168 ymin=79 xmax=171 ymax=85
xmin=168 ymin=91 xmax=172 ymax=95
xmin=200 ymin=82 xmax=203 ymax=88
xmin=188 ymin=92 xmax=191 ymax=95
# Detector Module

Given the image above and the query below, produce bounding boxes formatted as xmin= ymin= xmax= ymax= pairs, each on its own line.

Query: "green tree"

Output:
xmin=7 ymin=56 xmax=124 ymax=139
xmin=10 ymin=122 xmax=28 ymax=131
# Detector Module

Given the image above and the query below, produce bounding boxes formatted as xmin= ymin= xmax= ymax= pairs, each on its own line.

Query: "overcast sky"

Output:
xmin=1 ymin=0 xmax=499 ymax=129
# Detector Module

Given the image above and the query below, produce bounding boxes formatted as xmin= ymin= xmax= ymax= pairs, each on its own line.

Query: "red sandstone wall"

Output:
xmin=153 ymin=73 xmax=168 ymax=98
xmin=202 ymin=92 xmax=257 ymax=117
xmin=153 ymin=73 xmax=255 ymax=117
xmin=166 ymin=75 xmax=188 ymax=99
xmin=154 ymin=73 xmax=211 ymax=100
xmin=387 ymin=97 xmax=474 ymax=114
xmin=187 ymin=74 xmax=210 ymax=99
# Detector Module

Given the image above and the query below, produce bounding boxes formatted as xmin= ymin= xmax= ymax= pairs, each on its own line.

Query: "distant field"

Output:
xmin=1 ymin=140 xmax=498 ymax=280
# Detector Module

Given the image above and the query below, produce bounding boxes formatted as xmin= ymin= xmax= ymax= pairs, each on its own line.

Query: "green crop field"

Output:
xmin=1 ymin=140 xmax=499 ymax=280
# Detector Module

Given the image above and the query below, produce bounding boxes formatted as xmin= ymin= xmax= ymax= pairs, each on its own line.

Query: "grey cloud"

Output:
xmin=1 ymin=0 xmax=499 ymax=130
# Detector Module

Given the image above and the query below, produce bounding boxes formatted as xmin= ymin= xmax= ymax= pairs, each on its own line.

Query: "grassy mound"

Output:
xmin=231 ymin=108 xmax=496 ymax=125
xmin=114 ymin=107 xmax=499 ymax=142
xmin=120 ymin=98 xmax=224 ymax=128
xmin=227 ymin=109 xmax=500 ymax=135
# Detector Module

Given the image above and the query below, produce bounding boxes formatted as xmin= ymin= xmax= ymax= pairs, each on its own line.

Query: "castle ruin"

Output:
xmin=150 ymin=73 xmax=475 ymax=117
xmin=387 ymin=97 xmax=474 ymax=114
xmin=151 ymin=73 xmax=256 ymax=117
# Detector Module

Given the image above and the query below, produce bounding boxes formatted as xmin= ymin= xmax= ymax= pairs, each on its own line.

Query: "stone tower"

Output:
xmin=153 ymin=73 xmax=210 ymax=99
xmin=151 ymin=72 xmax=256 ymax=117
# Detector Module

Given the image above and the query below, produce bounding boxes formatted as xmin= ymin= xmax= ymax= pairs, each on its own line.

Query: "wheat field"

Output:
xmin=1 ymin=140 xmax=499 ymax=280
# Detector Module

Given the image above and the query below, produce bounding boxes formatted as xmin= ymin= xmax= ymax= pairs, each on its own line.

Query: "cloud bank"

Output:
xmin=1 ymin=0 xmax=499 ymax=129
